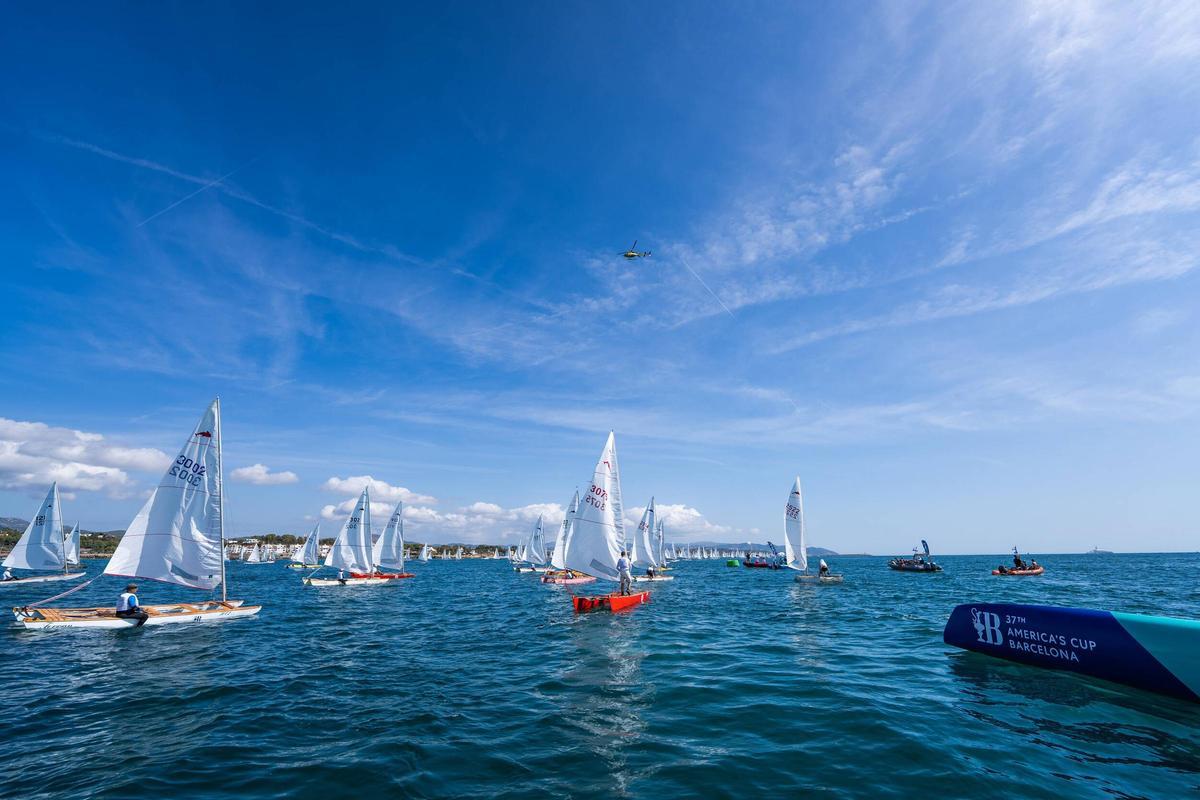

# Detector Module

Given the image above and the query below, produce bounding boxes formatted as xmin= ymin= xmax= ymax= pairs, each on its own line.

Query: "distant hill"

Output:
xmin=0 ymin=517 xmax=29 ymax=531
xmin=687 ymin=540 xmax=839 ymax=556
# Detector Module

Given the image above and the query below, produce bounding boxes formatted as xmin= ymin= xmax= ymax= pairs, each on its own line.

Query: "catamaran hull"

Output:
xmin=573 ymin=591 xmax=651 ymax=613
xmin=0 ymin=572 xmax=86 ymax=586
xmin=944 ymin=602 xmax=1200 ymax=704
xmin=541 ymin=574 xmax=597 ymax=585
xmin=12 ymin=601 xmax=259 ymax=630
xmin=304 ymin=577 xmax=399 ymax=586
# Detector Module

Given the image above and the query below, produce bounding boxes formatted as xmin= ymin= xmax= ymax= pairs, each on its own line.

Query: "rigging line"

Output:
xmin=136 ymin=157 xmax=259 ymax=228
xmin=678 ymin=255 xmax=736 ymax=319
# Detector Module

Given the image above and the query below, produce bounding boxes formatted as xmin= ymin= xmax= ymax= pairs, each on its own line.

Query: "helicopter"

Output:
xmin=622 ymin=240 xmax=651 ymax=259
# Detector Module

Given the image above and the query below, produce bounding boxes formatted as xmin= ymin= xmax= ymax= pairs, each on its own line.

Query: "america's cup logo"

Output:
xmin=971 ymin=608 xmax=1003 ymax=645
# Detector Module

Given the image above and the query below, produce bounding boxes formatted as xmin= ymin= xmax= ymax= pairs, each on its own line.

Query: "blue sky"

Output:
xmin=2 ymin=2 xmax=1198 ymax=553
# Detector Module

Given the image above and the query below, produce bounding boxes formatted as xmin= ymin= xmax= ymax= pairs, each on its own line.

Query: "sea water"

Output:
xmin=2 ymin=553 xmax=1198 ymax=799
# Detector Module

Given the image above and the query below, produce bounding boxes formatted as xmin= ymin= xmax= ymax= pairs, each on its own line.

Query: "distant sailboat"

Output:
xmin=1 ymin=483 xmax=85 ymax=586
xmin=419 ymin=544 xmax=431 ymax=563
xmin=288 ymin=523 xmax=322 ymax=569
xmin=514 ymin=516 xmax=549 ymax=573
xmin=542 ymin=490 xmax=594 ymax=585
xmin=567 ymin=432 xmax=651 ymax=613
xmin=63 ymin=523 xmax=81 ymax=568
xmin=15 ymin=398 xmax=262 ymax=628
xmin=631 ymin=497 xmax=673 ymax=582
xmin=785 ymin=477 xmax=842 ymax=584
xmin=304 ymin=488 xmax=399 ymax=586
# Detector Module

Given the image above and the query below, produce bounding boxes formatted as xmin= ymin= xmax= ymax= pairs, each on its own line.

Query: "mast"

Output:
xmin=216 ymin=396 xmax=227 ymax=602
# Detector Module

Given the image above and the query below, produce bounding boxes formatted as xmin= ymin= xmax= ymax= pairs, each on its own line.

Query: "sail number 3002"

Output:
xmin=170 ymin=455 xmax=207 ymax=487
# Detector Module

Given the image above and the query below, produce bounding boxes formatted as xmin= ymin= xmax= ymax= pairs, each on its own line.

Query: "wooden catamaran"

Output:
xmin=785 ymin=476 xmax=842 ymax=583
xmin=13 ymin=398 xmax=262 ymax=629
xmin=567 ymin=432 xmax=651 ymax=613
xmin=1 ymin=483 xmax=86 ymax=587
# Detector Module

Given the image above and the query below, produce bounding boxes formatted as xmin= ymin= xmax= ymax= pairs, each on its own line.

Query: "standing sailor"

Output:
xmin=116 ymin=583 xmax=149 ymax=626
xmin=818 ymin=559 xmax=830 ymax=577
xmin=616 ymin=550 xmax=632 ymax=596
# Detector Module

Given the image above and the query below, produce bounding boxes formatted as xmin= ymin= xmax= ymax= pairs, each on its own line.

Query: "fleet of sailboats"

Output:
xmin=13 ymin=398 xmax=262 ymax=629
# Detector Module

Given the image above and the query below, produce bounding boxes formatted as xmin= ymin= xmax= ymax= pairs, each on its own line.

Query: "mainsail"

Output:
xmin=104 ymin=399 xmax=225 ymax=591
xmin=245 ymin=544 xmax=263 ymax=563
xmin=551 ymin=490 xmax=578 ymax=570
xmin=324 ymin=488 xmax=374 ymax=573
xmin=783 ymin=476 xmax=807 ymax=572
xmin=374 ymin=503 xmax=405 ymax=570
xmin=3 ymin=483 xmax=66 ymax=572
xmin=563 ymin=432 xmax=624 ymax=581
xmin=64 ymin=523 xmax=81 ymax=566
xmin=527 ymin=516 xmax=547 ymax=564
xmin=296 ymin=523 xmax=321 ymax=564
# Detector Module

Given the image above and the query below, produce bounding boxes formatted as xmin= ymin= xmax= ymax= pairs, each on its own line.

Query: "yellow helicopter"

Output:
xmin=622 ymin=240 xmax=651 ymax=259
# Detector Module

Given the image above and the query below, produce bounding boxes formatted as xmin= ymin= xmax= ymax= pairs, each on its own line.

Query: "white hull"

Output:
xmin=0 ymin=572 xmax=86 ymax=587
xmin=12 ymin=600 xmax=259 ymax=630
xmin=304 ymin=577 xmax=396 ymax=587
xmin=795 ymin=574 xmax=844 ymax=584
xmin=514 ymin=566 xmax=549 ymax=573
xmin=631 ymin=574 xmax=675 ymax=582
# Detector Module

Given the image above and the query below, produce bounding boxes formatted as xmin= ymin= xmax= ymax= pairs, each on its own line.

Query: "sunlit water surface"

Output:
xmin=3 ymin=553 xmax=1199 ymax=799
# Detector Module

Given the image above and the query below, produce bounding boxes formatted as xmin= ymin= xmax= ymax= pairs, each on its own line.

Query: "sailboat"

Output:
xmin=784 ymin=477 xmax=842 ymax=584
xmin=243 ymin=543 xmax=268 ymax=564
xmin=369 ymin=503 xmax=414 ymax=580
xmin=454 ymin=546 xmax=463 ymax=561
xmin=419 ymin=543 xmax=431 ymax=563
xmin=542 ymin=490 xmax=595 ymax=585
xmin=566 ymin=432 xmax=651 ymax=613
xmin=304 ymin=488 xmax=396 ymax=586
xmin=14 ymin=398 xmax=262 ymax=628
xmin=288 ymin=523 xmax=323 ymax=569
xmin=63 ymin=523 xmax=81 ymax=569
xmin=514 ymin=516 xmax=549 ymax=573
xmin=1 ymin=483 xmax=86 ymax=586
xmin=631 ymin=498 xmax=673 ymax=582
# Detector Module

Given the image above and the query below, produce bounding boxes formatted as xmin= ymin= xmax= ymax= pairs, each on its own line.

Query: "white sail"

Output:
xmin=245 ymin=544 xmax=263 ymax=563
xmin=527 ymin=516 xmax=547 ymax=564
xmin=374 ymin=503 xmax=405 ymax=570
xmin=4 ymin=483 xmax=65 ymax=572
xmin=632 ymin=497 xmax=657 ymax=568
xmin=551 ymin=490 xmax=578 ymax=570
xmin=63 ymin=523 xmax=81 ymax=565
xmin=455 ymin=546 xmax=463 ymax=560
xmin=419 ymin=544 xmax=430 ymax=562
xmin=324 ymin=488 xmax=374 ymax=573
xmin=655 ymin=518 xmax=665 ymax=564
xmin=296 ymin=523 xmax=321 ymax=564
xmin=563 ymin=432 xmax=624 ymax=582
xmin=104 ymin=399 xmax=225 ymax=590
xmin=783 ymin=476 xmax=807 ymax=572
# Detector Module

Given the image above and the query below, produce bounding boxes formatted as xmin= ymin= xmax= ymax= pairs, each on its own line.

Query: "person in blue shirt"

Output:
xmin=116 ymin=583 xmax=149 ymax=626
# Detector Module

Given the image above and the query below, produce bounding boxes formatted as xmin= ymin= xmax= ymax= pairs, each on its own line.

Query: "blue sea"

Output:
xmin=3 ymin=553 xmax=1199 ymax=799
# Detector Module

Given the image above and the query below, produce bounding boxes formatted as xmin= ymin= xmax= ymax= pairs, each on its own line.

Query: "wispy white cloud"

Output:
xmin=230 ymin=463 xmax=299 ymax=486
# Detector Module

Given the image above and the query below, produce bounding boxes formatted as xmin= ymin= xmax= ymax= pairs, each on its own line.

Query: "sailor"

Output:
xmin=818 ymin=559 xmax=830 ymax=577
xmin=646 ymin=564 xmax=656 ymax=579
xmin=116 ymin=583 xmax=150 ymax=627
xmin=1013 ymin=552 xmax=1026 ymax=570
xmin=1 ymin=568 xmax=13 ymax=581
xmin=616 ymin=550 xmax=632 ymax=596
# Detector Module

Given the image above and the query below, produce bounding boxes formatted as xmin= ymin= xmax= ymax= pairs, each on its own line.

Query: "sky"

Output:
xmin=1 ymin=1 xmax=1199 ymax=553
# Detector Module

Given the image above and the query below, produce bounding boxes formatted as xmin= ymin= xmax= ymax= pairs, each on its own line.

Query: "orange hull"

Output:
xmin=991 ymin=567 xmax=1044 ymax=576
xmin=573 ymin=591 xmax=651 ymax=613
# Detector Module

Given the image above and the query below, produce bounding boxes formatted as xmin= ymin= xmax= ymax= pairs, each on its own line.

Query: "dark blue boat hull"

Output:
xmin=944 ymin=603 xmax=1200 ymax=703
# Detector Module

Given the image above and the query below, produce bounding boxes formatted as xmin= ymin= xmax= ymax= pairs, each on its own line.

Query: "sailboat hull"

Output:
xmin=514 ymin=566 xmax=548 ymax=573
xmin=0 ymin=572 xmax=86 ymax=587
xmin=12 ymin=600 xmax=259 ymax=630
xmin=349 ymin=572 xmax=414 ymax=580
xmin=304 ymin=576 xmax=401 ymax=586
xmin=573 ymin=591 xmax=651 ymax=613
xmin=795 ymin=574 xmax=844 ymax=584
xmin=631 ymin=575 xmax=674 ymax=582
xmin=541 ymin=572 xmax=597 ymax=585
xmin=286 ymin=563 xmax=322 ymax=569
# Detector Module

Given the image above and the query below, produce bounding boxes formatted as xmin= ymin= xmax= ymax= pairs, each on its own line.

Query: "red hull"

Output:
xmin=991 ymin=567 xmax=1044 ymax=576
xmin=573 ymin=591 xmax=651 ymax=613
xmin=349 ymin=572 xmax=415 ymax=580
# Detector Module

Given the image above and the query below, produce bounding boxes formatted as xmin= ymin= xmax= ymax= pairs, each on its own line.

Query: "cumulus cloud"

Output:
xmin=230 ymin=463 xmax=299 ymax=485
xmin=0 ymin=417 xmax=170 ymax=497
xmin=322 ymin=475 xmax=437 ymax=505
